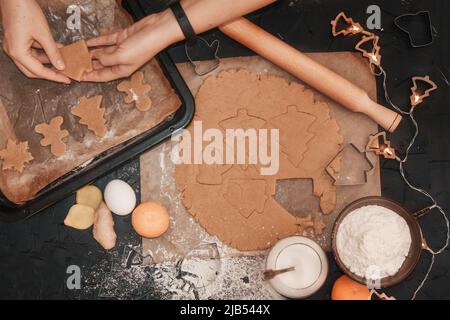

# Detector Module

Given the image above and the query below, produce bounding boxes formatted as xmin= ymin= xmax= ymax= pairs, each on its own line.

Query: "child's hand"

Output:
xmin=83 ymin=11 xmax=182 ymax=82
xmin=0 ymin=0 xmax=71 ymax=83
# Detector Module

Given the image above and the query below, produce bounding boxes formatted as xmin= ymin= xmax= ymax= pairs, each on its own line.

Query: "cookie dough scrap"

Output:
xmin=59 ymin=40 xmax=93 ymax=82
xmin=71 ymin=95 xmax=107 ymax=137
xmin=117 ymin=71 xmax=152 ymax=112
xmin=35 ymin=116 xmax=69 ymax=157
xmin=0 ymin=139 xmax=34 ymax=173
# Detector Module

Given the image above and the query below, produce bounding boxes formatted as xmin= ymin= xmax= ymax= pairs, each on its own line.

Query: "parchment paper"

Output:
xmin=0 ymin=0 xmax=181 ymax=204
xmin=141 ymin=53 xmax=381 ymax=262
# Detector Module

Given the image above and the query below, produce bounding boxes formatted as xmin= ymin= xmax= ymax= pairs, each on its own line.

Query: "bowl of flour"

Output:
xmin=332 ymin=196 xmax=424 ymax=288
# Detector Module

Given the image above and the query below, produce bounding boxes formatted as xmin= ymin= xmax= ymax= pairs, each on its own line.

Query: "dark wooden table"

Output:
xmin=0 ymin=0 xmax=449 ymax=300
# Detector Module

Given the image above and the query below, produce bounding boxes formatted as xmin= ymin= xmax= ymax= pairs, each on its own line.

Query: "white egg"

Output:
xmin=104 ymin=180 xmax=137 ymax=216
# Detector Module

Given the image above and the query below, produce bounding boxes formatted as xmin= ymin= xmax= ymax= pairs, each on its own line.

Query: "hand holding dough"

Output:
xmin=93 ymin=202 xmax=117 ymax=250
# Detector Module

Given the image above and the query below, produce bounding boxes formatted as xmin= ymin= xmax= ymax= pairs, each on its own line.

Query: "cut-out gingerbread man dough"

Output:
xmin=117 ymin=71 xmax=152 ymax=112
xmin=224 ymin=179 xmax=268 ymax=219
xmin=0 ymin=139 xmax=34 ymax=173
xmin=59 ymin=40 xmax=93 ymax=82
xmin=35 ymin=116 xmax=69 ymax=157
xmin=71 ymin=95 xmax=107 ymax=137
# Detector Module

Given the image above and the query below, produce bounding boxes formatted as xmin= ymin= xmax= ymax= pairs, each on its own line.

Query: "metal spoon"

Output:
xmin=262 ymin=267 xmax=296 ymax=281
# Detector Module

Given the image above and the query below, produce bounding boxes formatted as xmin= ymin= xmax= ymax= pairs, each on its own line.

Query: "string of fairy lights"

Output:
xmin=331 ymin=12 xmax=450 ymax=299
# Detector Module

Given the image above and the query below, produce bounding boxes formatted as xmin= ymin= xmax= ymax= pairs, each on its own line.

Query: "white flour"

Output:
xmin=336 ymin=205 xmax=412 ymax=279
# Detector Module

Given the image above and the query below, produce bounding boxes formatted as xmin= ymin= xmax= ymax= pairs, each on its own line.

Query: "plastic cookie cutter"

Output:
xmin=394 ymin=11 xmax=435 ymax=48
xmin=366 ymin=132 xmax=399 ymax=160
xmin=410 ymin=76 xmax=438 ymax=108
xmin=185 ymin=36 xmax=220 ymax=76
xmin=326 ymin=143 xmax=374 ymax=186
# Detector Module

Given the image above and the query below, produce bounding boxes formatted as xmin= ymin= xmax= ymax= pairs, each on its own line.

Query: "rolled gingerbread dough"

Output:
xmin=175 ymin=69 xmax=343 ymax=251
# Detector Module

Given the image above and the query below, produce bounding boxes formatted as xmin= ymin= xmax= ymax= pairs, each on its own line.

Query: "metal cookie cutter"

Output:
xmin=185 ymin=36 xmax=220 ymax=76
xmin=394 ymin=11 xmax=435 ymax=48
xmin=326 ymin=143 xmax=374 ymax=186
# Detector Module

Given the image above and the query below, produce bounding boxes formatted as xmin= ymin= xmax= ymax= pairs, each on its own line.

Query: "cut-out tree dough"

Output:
xmin=35 ymin=116 xmax=69 ymax=157
xmin=117 ymin=71 xmax=152 ymax=112
xmin=268 ymin=106 xmax=316 ymax=166
xmin=59 ymin=40 xmax=93 ymax=82
xmin=0 ymin=139 xmax=34 ymax=173
xmin=71 ymin=95 xmax=107 ymax=137
xmin=175 ymin=69 xmax=343 ymax=251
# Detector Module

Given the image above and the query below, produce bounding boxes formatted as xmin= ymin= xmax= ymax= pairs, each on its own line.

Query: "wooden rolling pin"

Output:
xmin=219 ymin=18 xmax=402 ymax=132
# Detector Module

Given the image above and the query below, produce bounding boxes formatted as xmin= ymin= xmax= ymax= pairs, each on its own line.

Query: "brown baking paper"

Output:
xmin=140 ymin=54 xmax=381 ymax=262
xmin=0 ymin=0 xmax=181 ymax=204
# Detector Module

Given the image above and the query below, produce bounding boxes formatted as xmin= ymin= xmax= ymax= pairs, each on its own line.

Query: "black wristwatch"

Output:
xmin=170 ymin=2 xmax=197 ymax=46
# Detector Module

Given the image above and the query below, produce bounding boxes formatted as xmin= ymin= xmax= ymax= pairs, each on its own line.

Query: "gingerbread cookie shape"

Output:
xmin=0 ymin=139 xmax=34 ymax=173
xmin=117 ymin=71 xmax=152 ymax=112
xmin=71 ymin=95 xmax=107 ymax=137
xmin=59 ymin=40 xmax=93 ymax=82
xmin=35 ymin=116 xmax=69 ymax=157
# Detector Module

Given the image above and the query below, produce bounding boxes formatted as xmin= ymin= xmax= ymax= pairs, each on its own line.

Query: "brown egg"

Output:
xmin=132 ymin=202 xmax=170 ymax=238
xmin=331 ymin=275 xmax=371 ymax=300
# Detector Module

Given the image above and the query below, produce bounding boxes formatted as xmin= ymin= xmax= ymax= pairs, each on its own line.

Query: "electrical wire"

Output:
xmin=376 ymin=65 xmax=450 ymax=299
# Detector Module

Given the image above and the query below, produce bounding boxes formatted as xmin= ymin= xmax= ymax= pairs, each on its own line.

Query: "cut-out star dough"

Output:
xmin=35 ymin=116 xmax=69 ymax=157
xmin=297 ymin=215 xmax=315 ymax=234
xmin=313 ymin=216 xmax=326 ymax=236
xmin=71 ymin=95 xmax=107 ymax=137
xmin=117 ymin=71 xmax=152 ymax=112
xmin=59 ymin=40 xmax=93 ymax=82
xmin=224 ymin=179 xmax=268 ymax=219
xmin=0 ymin=139 xmax=34 ymax=173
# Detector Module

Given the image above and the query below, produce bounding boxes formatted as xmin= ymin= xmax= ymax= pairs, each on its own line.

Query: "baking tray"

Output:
xmin=0 ymin=2 xmax=195 ymax=222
